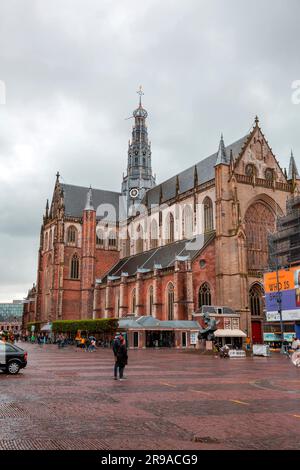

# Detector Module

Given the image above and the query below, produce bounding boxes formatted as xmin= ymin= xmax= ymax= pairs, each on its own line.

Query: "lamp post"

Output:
xmin=275 ymin=259 xmax=285 ymax=354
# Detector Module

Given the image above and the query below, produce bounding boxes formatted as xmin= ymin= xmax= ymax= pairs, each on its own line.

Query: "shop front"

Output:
xmin=263 ymin=331 xmax=296 ymax=350
xmin=214 ymin=329 xmax=247 ymax=348
xmin=118 ymin=316 xmax=200 ymax=349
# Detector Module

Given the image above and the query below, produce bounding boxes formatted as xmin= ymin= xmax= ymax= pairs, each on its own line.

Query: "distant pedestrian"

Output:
xmin=88 ymin=339 xmax=96 ymax=352
xmin=115 ymin=335 xmax=128 ymax=381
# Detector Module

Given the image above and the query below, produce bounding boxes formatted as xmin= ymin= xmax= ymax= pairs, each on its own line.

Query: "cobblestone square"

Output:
xmin=1 ymin=343 xmax=300 ymax=450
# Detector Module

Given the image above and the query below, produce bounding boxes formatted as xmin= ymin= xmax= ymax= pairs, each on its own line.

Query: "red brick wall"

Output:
xmin=95 ymin=248 xmax=119 ymax=279
xmin=192 ymin=239 xmax=216 ymax=311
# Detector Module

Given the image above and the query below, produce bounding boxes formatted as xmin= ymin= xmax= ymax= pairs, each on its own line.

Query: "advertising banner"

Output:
xmin=264 ymin=267 xmax=300 ymax=321
xmin=263 ymin=332 xmax=296 ymax=342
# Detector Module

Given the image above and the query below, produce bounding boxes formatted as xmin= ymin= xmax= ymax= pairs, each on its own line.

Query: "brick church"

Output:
xmin=24 ymin=89 xmax=300 ymax=345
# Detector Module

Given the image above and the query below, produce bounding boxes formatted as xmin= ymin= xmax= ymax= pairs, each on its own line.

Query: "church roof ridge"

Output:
xmin=61 ymin=182 xmax=121 ymax=196
xmin=142 ymin=132 xmax=249 ymax=206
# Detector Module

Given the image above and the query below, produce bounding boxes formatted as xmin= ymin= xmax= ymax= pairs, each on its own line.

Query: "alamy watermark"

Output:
xmin=291 ymin=80 xmax=300 ymax=104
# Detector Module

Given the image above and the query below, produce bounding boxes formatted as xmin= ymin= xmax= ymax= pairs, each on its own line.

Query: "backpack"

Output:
xmin=113 ymin=338 xmax=120 ymax=355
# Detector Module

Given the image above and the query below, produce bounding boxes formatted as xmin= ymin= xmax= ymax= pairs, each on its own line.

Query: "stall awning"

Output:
xmin=214 ymin=329 xmax=246 ymax=338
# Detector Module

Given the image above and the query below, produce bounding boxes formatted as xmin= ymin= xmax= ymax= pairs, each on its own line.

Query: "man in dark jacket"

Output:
xmin=116 ymin=336 xmax=128 ymax=381
xmin=112 ymin=334 xmax=121 ymax=380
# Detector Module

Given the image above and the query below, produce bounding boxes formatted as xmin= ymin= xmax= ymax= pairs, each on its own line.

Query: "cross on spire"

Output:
xmin=137 ymin=85 xmax=144 ymax=106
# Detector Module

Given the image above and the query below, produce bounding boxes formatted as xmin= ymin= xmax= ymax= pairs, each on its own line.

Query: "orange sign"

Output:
xmin=264 ymin=267 xmax=300 ymax=293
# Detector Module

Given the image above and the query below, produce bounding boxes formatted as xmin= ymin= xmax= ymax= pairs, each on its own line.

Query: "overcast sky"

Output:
xmin=0 ymin=0 xmax=299 ymax=301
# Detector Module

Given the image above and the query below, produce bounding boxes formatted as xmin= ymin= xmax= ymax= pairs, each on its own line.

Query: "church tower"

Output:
xmin=121 ymin=87 xmax=156 ymax=212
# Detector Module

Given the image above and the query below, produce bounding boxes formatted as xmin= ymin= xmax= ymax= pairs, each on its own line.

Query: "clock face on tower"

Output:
xmin=130 ymin=188 xmax=139 ymax=199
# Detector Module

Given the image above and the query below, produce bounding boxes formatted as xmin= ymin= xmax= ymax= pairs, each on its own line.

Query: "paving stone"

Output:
xmin=1 ymin=343 xmax=300 ymax=450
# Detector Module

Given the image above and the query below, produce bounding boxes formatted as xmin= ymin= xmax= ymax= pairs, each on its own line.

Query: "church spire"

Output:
xmin=121 ymin=88 xmax=156 ymax=210
xmin=288 ymin=150 xmax=300 ymax=180
xmin=215 ymin=134 xmax=228 ymax=165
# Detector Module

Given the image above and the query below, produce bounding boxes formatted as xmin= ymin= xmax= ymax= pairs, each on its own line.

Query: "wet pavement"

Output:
xmin=1 ymin=343 xmax=300 ymax=450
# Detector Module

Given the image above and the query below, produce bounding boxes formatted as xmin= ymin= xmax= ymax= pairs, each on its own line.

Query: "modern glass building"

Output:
xmin=0 ymin=300 xmax=23 ymax=322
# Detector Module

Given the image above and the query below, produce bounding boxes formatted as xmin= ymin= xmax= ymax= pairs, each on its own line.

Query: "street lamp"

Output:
xmin=275 ymin=260 xmax=285 ymax=354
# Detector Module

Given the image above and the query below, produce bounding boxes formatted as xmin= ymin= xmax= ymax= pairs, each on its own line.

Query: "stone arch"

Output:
xmin=96 ymin=227 xmax=104 ymax=247
xmin=244 ymin=194 xmax=284 ymax=218
xmin=244 ymin=200 xmax=276 ymax=271
xmin=136 ymin=224 xmax=144 ymax=253
xmin=70 ymin=253 xmax=80 ymax=279
xmin=249 ymin=282 xmax=264 ymax=317
xmin=150 ymin=219 xmax=158 ymax=249
xmin=131 ymin=288 xmax=136 ymax=313
xmin=166 ymin=282 xmax=174 ymax=320
xmin=165 ymin=212 xmax=175 ymax=244
xmin=148 ymin=285 xmax=154 ymax=316
xmin=108 ymin=230 xmax=117 ymax=248
xmin=67 ymin=225 xmax=77 ymax=244
xmin=203 ymin=197 xmax=213 ymax=233
xmin=182 ymin=204 xmax=193 ymax=239
xmin=198 ymin=282 xmax=212 ymax=309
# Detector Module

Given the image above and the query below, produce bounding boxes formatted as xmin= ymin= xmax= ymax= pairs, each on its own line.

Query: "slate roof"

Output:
xmin=118 ymin=316 xmax=200 ymax=330
xmin=101 ymin=232 xmax=215 ymax=282
xmin=143 ymin=134 xmax=249 ymax=206
xmin=61 ymin=183 xmax=122 ymax=220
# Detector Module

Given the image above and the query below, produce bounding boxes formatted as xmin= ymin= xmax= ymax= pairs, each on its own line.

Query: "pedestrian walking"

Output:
xmin=115 ymin=335 xmax=128 ymax=381
xmin=112 ymin=334 xmax=121 ymax=379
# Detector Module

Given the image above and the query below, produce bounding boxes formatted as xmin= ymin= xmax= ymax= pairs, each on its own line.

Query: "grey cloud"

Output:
xmin=0 ymin=0 xmax=299 ymax=300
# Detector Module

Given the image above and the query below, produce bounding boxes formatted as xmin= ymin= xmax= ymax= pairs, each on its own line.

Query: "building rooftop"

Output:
xmin=101 ymin=232 xmax=215 ymax=282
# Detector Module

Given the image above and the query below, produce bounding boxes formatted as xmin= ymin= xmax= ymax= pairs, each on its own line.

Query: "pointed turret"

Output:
xmin=84 ymin=186 xmax=95 ymax=211
xmin=287 ymin=150 xmax=300 ymax=180
xmin=176 ymin=175 xmax=180 ymax=195
xmin=215 ymin=134 xmax=228 ymax=165
xmin=194 ymin=165 xmax=198 ymax=187
xmin=45 ymin=199 xmax=49 ymax=218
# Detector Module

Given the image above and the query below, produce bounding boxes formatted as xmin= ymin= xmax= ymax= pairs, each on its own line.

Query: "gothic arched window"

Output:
xmin=149 ymin=285 xmax=154 ymax=316
xmin=136 ymin=225 xmax=144 ymax=253
xmin=245 ymin=202 xmax=275 ymax=271
xmin=67 ymin=226 xmax=77 ymax=244
xmin=265 ymin=168 xmax=274 ymax=181
xmin=203 ymin=197 xmax=213 ymax=233
xmin=44 ymin=232 xmax=48 ymax=251
xmin=108 ymin=231 xmax=117 ymax=248
xmin=70 ymin=254 xmax=80 ymax=279
xmin=198 ymin=282 xmax=211 ymax=309
xmin=96 ymin=229 xmax=104 ymax=247
xmin=245 ymin=164 xmax=256 ymax=177
xmin=45 ymin=254 xmax=52 ymax=290
xmin=131 ymin=288 xmax=136 ymax=313
xmin=150 ymin=219 xmax=158 ymax=249
xmin=167 ymin=283 xmax=174 ymax=320
xmin=165 ymin=212 xmax=175 ymax=244
xmin=182 ymin=205 xmax=193 ymax=239
xmin=49 ymin=231 xmax=53 ymax=250
xmin=249 ymin=283 xmax=264 ymax=316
